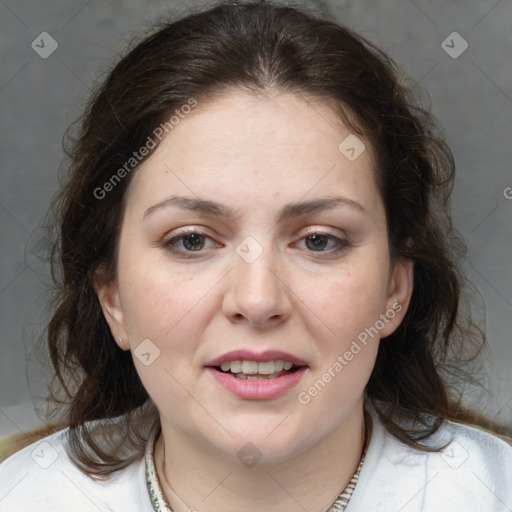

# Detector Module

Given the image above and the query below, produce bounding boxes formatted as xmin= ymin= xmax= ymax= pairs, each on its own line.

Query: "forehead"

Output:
xmin=126 ymin=90 xmax=380 ymax=218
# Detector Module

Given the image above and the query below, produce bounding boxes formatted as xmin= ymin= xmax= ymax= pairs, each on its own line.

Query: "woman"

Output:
xmin=0 ymin=1 xmax=510 ymax=511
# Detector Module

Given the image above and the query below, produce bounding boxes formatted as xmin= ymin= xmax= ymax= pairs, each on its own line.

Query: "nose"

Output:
xmin=222 ymin=242 xmax=293 ymax=328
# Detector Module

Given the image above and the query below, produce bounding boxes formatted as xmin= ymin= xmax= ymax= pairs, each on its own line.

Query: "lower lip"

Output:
xmin=205 ymin=367 xmax=308 ymax=400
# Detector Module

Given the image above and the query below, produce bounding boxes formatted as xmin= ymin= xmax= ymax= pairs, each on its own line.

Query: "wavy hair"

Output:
xmin=40 ymin=0 xmax=501 ymax=478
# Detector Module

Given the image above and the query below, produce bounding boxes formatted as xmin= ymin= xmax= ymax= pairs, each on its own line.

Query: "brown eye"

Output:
xmin=179 ymin=233 xmax=206 ymax=251
xmin=305 ymin=233 xmax=330 ymax=251
xmin=162 ymin=230 xmax=219 ymax=257
xmin=294 ymin=231 xmax=350 ymax=257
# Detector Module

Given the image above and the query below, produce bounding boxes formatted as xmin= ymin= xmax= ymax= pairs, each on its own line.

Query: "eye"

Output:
xmin=294 ymin=231 xmax=350 ymax=255
xmin=162 ymin=229 xmax=219 ymax=257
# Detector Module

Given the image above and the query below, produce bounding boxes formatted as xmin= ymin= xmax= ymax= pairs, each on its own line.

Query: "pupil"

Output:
xmin=306 ymin=234 xmax=327 ymax=251
xmin=184 ymin=233 xmax=203 ymax=251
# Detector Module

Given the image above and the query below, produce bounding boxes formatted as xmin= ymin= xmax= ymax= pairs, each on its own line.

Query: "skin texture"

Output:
xmin=95 ymin=90 xmax=413 ymax=512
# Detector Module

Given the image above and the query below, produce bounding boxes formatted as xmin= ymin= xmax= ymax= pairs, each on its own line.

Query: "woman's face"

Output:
xmin=97 ymin=90 xmax=412 ymax=462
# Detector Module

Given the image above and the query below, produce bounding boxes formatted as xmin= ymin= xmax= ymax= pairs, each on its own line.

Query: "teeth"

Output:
xmin=237 ymin=373 xmax=281 ymax=380
xmin=218 ymin=359 xmax=297 ymax=375
xmin=230 ymin=360 xmax=242 ymax=373
xmin=241 ymin=360 xmax=259 ymax=374
xmin=257 ymin=361 xmax=275 ymax=374
xmin=274 ymin=360 xmax=285 ymax=372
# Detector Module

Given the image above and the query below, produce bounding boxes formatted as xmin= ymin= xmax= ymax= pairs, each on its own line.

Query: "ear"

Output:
xmin=379 ymin=256 xmax=414 ymax=339
xmin=92 ymin=268 xmax=129 ymax=350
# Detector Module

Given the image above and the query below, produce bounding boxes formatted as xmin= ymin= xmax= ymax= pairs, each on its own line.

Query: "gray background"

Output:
xmin=1 ymin=0 xmax=511 ymax=437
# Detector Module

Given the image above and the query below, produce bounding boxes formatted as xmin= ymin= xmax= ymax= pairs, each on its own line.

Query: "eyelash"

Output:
xmin=161 ymin=227 xmax=350 ymax=259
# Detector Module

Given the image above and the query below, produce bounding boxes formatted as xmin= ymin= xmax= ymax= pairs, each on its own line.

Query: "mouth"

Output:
xmin=211 ymin=359 xmax=305 ymax=380
xmin=204 ymin=350 xmax=309 ymax=400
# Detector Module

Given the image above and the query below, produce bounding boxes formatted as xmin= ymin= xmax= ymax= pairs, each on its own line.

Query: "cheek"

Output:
xmin=118 ymin=258 xmax=208 ymax=403
xmin=307 ymin=258 xmax=390 ymax=350
xmin=117 ymin=245 xmax=201 ymax=339
xmin=295 ymin=264 xmax=386 ymax=419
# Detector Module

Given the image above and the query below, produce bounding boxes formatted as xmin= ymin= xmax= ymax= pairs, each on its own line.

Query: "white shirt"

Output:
xmin=1 ymin=409 xmax=511 ymax=511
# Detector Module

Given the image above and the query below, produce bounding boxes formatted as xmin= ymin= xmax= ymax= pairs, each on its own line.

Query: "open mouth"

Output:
xmin=211 ymin=359 xmax=304 ymax=380
xmin=205 ymin=357 xmax=309 ymax=399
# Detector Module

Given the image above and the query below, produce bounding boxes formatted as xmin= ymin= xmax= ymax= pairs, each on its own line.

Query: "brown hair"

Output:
xmin=30 ymin=0 xmax=505 ymax=478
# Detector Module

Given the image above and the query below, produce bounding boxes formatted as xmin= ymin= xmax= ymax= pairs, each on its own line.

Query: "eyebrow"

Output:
xmin=142 ymin=195 xmax=368 ymax=223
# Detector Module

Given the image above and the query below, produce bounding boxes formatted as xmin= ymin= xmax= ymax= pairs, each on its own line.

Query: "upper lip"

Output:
xmin=205 ymin=349 xmax=308 ymax=368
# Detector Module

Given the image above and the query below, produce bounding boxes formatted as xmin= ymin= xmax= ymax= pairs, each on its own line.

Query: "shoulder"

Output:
xmin=427 ymin=421 xmax=512 ymax=510
xmin=421 ymin=419 xmax=512 ymax=487
xmin=349 ymin=411 xmax=512 ymax=512
xmin=0 ymin=427 xmax=150 ymax=511
xmin=442 ymin=419 xmax=512 ymax=464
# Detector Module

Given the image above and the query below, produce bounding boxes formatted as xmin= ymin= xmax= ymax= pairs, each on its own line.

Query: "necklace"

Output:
xmin=146 ymin=413 xmax=370 ymax=512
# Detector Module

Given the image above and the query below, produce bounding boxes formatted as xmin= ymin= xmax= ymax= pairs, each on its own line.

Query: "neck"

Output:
xmin=155 ymin=402 xmax=368 ymax=512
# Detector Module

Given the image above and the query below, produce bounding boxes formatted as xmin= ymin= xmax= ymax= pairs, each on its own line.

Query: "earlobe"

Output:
xmin=92 ymin=270 xmax=129 ymax=350
xmin=380 ymin=257 xmax=414 ymax=339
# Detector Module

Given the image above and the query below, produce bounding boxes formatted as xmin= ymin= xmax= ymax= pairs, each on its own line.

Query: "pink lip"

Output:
xmin=205 ymin=366 xmax=308 ymax=400
xmin=205 ymin=349 xmax=308 ymax=368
